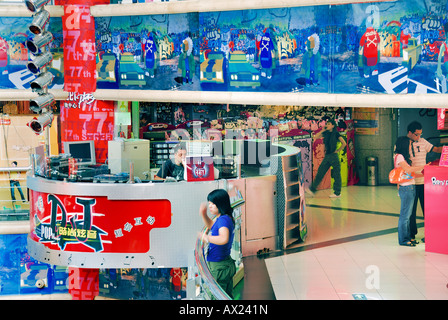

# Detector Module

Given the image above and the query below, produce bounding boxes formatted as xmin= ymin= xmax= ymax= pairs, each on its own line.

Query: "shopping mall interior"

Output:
xmin=0 ymin=0 xmax=448 ymax=301
xmin=242 ymin=185 xmax=448 ymax=300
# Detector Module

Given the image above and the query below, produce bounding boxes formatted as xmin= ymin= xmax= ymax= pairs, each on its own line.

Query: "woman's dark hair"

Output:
xmin=394 ymin=136 xmax=412 ymax=165
xmin=326 ymin=118 xmax=337 ymax=128
xmin=407 ymin=121 xmax=422 ymax=135
xmin=207 ymin=189 xmax=234 ymax=223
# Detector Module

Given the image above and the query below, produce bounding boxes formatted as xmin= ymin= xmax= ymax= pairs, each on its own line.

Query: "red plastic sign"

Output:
xmin=59 ymin=99 xmax=114 ymax=164
xmin=29 ymin=190 xmax=172 ymax=254
xmin=61 ymin=4 xmax=97 ymax=93
xmin=68 ymin=267 xmax=99 ymax=300
xmin=438 ymin=108 xmax=447 ymax=130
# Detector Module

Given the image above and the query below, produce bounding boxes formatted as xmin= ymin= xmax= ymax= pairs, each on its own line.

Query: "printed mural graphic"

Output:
xmin=0 ymin=17 xmax=63 ymax=90
xmin=0 ymin=0 xmax=446 ymax=94
xmin=0 ymin=233 xmax=69 ymax=296
xmin=95 ymin=13 xmax=199 ymax=91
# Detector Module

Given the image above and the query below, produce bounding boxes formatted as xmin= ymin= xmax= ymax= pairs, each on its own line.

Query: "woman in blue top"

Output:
xmin=199 ymin=189 xmax=236 ymax=298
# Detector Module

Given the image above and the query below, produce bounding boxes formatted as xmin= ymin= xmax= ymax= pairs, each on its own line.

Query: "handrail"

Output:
xmin=0 ymin=4 xmax=63 ymax=17
xmin=194 ymin=226 xmax=232 ymax=300
xmin=90 ymin=0 xmax=377 ymax=17
xmin=0 ymin=166 xmax=31 ymax=173
xmin=0 ymin=1 xmax=388 ymax=18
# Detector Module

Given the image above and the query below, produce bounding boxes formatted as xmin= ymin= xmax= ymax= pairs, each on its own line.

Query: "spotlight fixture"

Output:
xmin=29 ymin=9 xmax=50 ymax=35
xmin=30 ymin=72 xmax=54 ymax=93
xmin=27 ymin=112 xmax=54 ymax=135
xmin=26 ymin=31 xmax=53 ymax=54
xmin=27 ymin=51 xmax=53 ymax=74
xmin=25 ymin=0 xmax=51 ymax=13
xmin=25 ymin=0 xmax=55 ymax=138
xmin=30 ymin=92 xmax=55 ymax=113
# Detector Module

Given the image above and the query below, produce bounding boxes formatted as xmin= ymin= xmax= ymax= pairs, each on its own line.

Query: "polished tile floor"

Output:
xmin=243 ymin=185 xmax=448 ymax=300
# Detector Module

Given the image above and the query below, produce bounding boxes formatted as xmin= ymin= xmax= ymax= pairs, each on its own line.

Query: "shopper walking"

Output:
xmin=394 ymin=136 xmax=425 ymax=247
xmin=406 ymin=121 xmax=443 ymax=243
xmin=10 ymin=161 xmax=26 ymax=202
xmin=306 ymin=119 xmax=346 ymax=198
xmin=199 ymin=189 xmax=236 ymax=299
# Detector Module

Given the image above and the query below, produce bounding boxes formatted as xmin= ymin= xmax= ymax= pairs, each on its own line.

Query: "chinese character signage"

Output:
xmin=29 ymin=190 xmax=172 ymax=254
xmin=59 ymin=99 xmax=114 ymax=164
xmin=439 ymin=146 xmax=448 ymax=167
xmin=61 ymin=4 xmax=97 ymax=93
xmin=68 ymin=267 xmax=98 ymax=300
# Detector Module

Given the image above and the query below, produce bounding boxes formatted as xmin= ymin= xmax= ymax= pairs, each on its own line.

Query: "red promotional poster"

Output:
xmin=61 ymin=4 xmax=97 ymax=93
xmin=59 ymin=98 xmax=115 ymax=164
xmin=185 ymin=156 xmax=214 ymax=182
xmin=437 ymin=108 xmax=447 ymax=130
xmin=55 ymin=0 xmax=109 ymax=5
xmin=68 ymin=267 xmax=99 ymax=300
xmin=29 ymin=190 xmax=172 ymax=254
xmin=425 ymin=166 xmax=448 ymax=255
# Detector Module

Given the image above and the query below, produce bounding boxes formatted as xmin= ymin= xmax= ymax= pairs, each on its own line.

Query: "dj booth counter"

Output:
xmin=26 ymin=141 xmax=306 ymax=299
xmin=26 ymin=142 xmax=306 ymax=269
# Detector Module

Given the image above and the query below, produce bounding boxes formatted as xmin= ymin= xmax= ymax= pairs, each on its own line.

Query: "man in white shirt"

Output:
xmin=407 ymin=121 xmax=443 ymax=242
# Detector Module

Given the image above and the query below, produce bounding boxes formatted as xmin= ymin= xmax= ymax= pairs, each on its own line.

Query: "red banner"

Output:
xmin=59 ymin=98 xmax=114 ymax=164
xmin=438 ymin=108 xmax=447 ymax=130
xmin=61 ymin=4 xmax=97 ymax=93
xmin=29 ymin=190 xmax=172 ymax=254
xmin=68 ymin=267 xmax=99 ymax=300
xmin=55 ymin=0 xmax=109 ymax=5
xmin=425 ymin=165 xmax=448 ymax=255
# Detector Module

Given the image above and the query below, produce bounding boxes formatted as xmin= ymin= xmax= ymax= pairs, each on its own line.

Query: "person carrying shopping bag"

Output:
xmin=393 ymin=136 xmax=425 ymax=247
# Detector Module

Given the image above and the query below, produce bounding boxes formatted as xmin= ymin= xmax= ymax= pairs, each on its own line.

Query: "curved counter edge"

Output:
xmin=25 ymin=142 xmax=303 ymax=268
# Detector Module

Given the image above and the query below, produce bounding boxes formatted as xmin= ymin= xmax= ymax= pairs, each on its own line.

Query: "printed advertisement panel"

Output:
xmin=61 ymin=4 xmax=96 ymax=93
xmin=92 ymin=0 xmax=448 ymax=95
xmin=29 ymin=190 xmax=172 ymax=254
xmin=424 ymin=165 xmax=448 ymax=255
xmin=0 ymin=233 xmax=69 ymax=296
xmin=0 ymin=0 xmax=447 ymax=95
xmin=59 ymin=98 xmax=115 ymax=164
